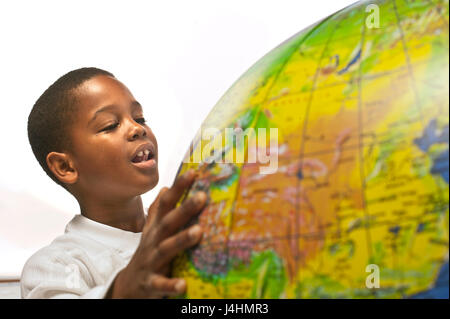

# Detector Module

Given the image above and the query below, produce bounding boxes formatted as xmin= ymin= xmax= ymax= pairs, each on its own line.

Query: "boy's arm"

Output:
xmin=107 ymin=170 xmax=206 ymax=298
xmin=20 ymin=248 xmax=124 ymax=299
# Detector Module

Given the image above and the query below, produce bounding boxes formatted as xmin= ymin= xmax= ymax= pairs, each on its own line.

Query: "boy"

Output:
xmin=21 ymin=67 xmax=207 ymax=298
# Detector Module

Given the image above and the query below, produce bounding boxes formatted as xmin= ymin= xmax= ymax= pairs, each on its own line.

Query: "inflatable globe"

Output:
xmin=172 ymin=0 xmax=449 ymax=298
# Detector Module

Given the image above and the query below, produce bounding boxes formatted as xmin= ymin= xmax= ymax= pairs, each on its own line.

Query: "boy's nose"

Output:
xmin=128 ymin=122 xmax=147 ymax=140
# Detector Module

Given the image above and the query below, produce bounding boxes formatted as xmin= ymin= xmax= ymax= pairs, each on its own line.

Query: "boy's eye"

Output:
xmin=98 ymin=118 xmax=145 ymax=133
xmin=100 ymin=122 xmax=119 ymax=132
xmin=135 ymin=118 xmax=146 ymax=124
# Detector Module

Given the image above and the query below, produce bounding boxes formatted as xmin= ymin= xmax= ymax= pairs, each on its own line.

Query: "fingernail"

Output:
xmin=194 ymin=192 xmax=206 ymax=205
xmin=175 ymin=280 xmax=186 ymax=293
xmin=189 ymin=225 xmax=202 ymax=239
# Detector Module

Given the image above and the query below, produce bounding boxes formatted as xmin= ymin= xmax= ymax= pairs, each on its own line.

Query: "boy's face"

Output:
xmin=67 ymin=75 xmax=159 ymax=199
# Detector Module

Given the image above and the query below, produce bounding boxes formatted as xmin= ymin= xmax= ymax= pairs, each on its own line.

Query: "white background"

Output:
xmin=0 ymin=0 xmax=356 ymax=278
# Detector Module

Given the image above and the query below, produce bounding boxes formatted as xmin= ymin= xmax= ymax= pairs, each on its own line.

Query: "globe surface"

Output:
xmin=172 ymin=0 xmax=449 ymax=298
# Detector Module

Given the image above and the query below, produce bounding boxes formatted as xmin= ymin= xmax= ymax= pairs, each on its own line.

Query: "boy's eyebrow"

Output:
xmin=88 ymin=101 xmax=143 ymax=126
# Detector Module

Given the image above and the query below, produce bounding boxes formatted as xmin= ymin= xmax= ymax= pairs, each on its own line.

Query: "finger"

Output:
xmin=144 ymin=187 xmax=169 ymax=233
xmin=160 ymin=264 xmax=171 ymax=277
xmin=151 ymin=224 xmax=203 ymax=270
xmin=146 ymin=274 xmax=186 ymax=297
xmin=156 ymin=170 xmax=197 ymax=220
xmin=151 ymin=187 xmax=169 ymax=212
xmin=154 ymin=191 xmax=207 ymax=242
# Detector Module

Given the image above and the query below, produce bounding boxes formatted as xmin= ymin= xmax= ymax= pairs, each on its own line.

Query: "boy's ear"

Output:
xmin=46 ymin=152 xmax=78 ymax=185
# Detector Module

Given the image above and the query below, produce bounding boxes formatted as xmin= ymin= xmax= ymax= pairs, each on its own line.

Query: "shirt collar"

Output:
xmin=65 ymin=214 xmax=142 ymax=253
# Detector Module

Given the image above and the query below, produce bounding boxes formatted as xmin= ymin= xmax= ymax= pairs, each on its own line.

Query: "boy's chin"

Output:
xmin=137 ymin=172 xmax=159 ymax=194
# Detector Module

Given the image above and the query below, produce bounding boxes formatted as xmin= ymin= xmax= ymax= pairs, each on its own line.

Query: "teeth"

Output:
xmin=137 ymin=151 xmax=144 ymax=157
xmin=144 ymin=149 xmax=150 ymax=155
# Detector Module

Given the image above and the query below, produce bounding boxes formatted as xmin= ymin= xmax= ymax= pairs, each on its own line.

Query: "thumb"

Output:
xmin=144 ymin=187 xmax=169 ymax=232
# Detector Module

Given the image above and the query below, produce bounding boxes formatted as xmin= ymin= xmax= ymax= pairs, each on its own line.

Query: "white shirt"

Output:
xmin=20 ymin=214 xmax=142 ymax=299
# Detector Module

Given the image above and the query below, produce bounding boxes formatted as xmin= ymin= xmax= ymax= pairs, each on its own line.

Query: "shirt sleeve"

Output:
xmin=20 ymin=248 xmax=125 ymax=299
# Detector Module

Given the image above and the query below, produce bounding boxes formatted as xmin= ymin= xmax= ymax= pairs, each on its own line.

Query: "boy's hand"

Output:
xmin=108 ymin=170 xmax=206 ymax=298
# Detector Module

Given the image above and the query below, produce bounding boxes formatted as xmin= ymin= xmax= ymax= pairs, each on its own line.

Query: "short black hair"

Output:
xmin=27 ymin=67 xmax=114 ymax=189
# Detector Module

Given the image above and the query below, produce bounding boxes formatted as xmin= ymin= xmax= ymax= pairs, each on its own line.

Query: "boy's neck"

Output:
xmin=78 ymin=195 xmax=146 ymax=233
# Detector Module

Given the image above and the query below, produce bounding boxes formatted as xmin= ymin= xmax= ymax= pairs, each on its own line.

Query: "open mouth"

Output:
xmin=131 ymin=148 xmax=154 ymax=163
xmin=130 ymin=143 xmax=157 ymax=170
